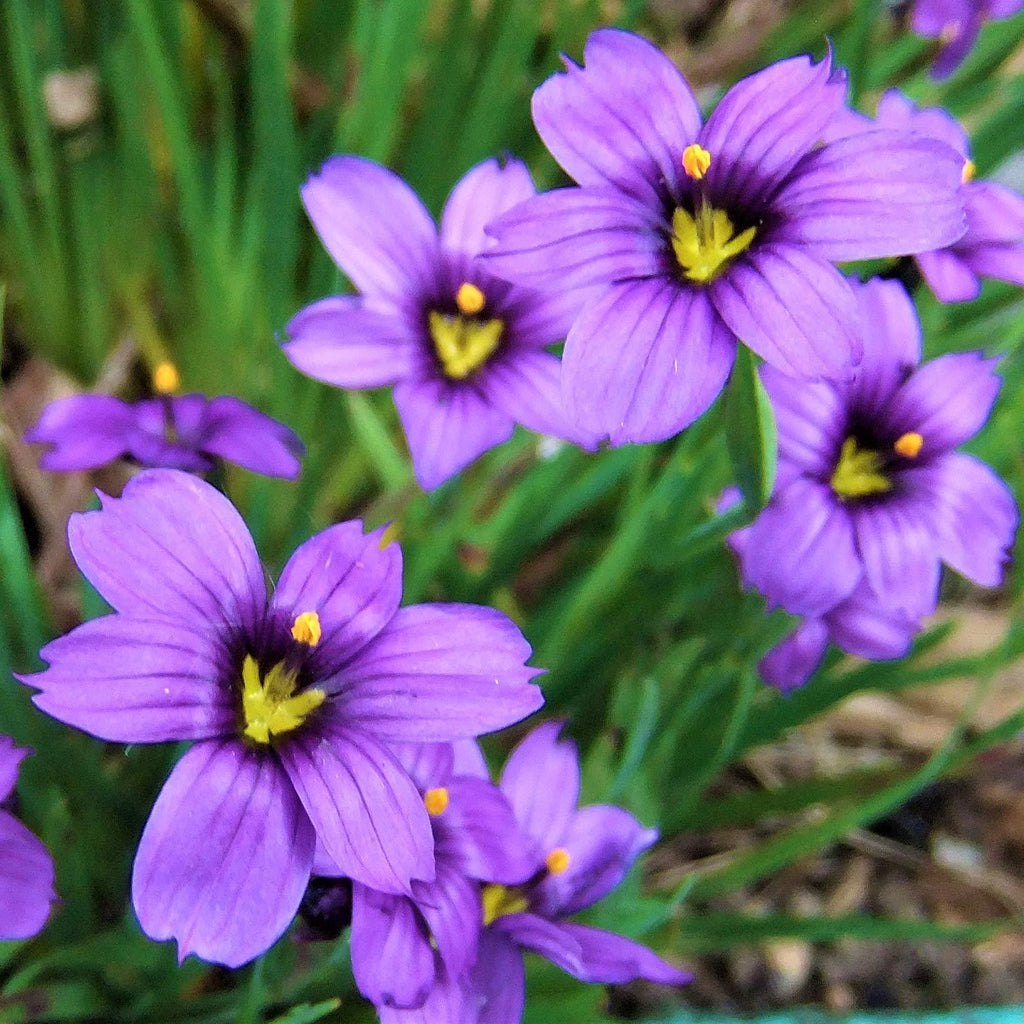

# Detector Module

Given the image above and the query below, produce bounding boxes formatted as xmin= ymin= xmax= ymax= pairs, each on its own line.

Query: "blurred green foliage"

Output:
xmin=1 ymin=0 xmax=1024 ymax=1021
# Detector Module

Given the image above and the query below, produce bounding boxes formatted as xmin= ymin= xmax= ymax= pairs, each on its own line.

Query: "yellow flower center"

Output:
xmin=671 ymin=206 xmax=756 ymax=284
xmin=428 ymin=305 xmax=504 ymax=380
xmin=481 ymin=884 xmax=529 ymax=926
xmin=961 ymin=159 xmax=976 ymax=185
xmin=424 ymin=787 xmax=449 ymax=816
xmin=152 ymin=361 xmax=180 ymax=395
xmin=893 ymin=431 xmax=924 ymax=459
xmin=830 ymin=437 xmax=891 ymax=500
xmin=240 ymin=654 xmax=325 ymax=744
xmin=545 ymin=847 xmax=570 ymax=875
xmin=455 ymin=282 xmax=486 ymax=316
xmin=290 ymin=610 xmax=322 ymax=647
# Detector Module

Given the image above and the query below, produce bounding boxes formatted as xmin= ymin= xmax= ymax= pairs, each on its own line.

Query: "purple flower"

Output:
xmin=26 ymin=364 xmax=304 ymax=479
xmin=0 ymin=736 xmax=57 ymax=940
xmin=483 ymin=29 xmax=966 ymax=445
xmin=21 ymin=469 xmax=543 ymax=967
xmin=283 ymin=156 xmax=592 ymax=490
xmin=870 ymin=90 xmax=1024 ymax=303
xmin=335 ymin=742 xmax=537 ymax=1011
xmin=911 ymin=0 xmax=1024 ymax=78
xmin=735 ymin=276 xmax=1017 ymax=627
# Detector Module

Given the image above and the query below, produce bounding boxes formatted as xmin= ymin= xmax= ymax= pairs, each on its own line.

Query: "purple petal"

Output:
xmin=25 ymin=395 xmax=137 ymax=471
xmin=350 ymin=886 xmax=435 ymax=1009
xmin=850 ymin=498 xmax=941 ymax=618
xmin=270 ymin=519 xmax=403 ymax=676
xmin=759 ymin=366 xmax=845 ymax=481
xmin=911 ymin=453 xmax=1018 ymax=588
xmin=452 ymin=738 xmax=489 ymax=780
xmin=190 ymin=396 xmax=304 ymax=479
xmin=440 ymin=157 xmax=536 ymax=256
xmin=391 ymin=742 xmax=455 ymax=792
xmin=494 ymin=911 xmax=585 ymax=977
xmin=776 ymin=132 xmax=966 ymax=260
xmin=283 ymin=296 xmax=425 ymax=388
xmin=825 ymin=580 xmax=920 ymax=660
xmin=378 ymin=960 xmax=471 ymax=1024
xmin=758 ymin=617 xmax=829 ymax=694
xmin=962 ymin=182 xmax=1024 ymax=244
xmin=743 ymin=478 xmax=861 ymax=616
xmin=0 ymin=736 xmax=28 ymax=802
xmin=916 ymin=248 xmax=981 ymax=303
xmin=709 ymin=246 xmax=861 ymax=379
xmin=472 ymin=927 xmax=526 ymax=1024
xmin=846 ymin=278 xmax=921 ymax=414
xmin=536 ymin=805 xmax=656 ymax=917
xmin=531 ymin=28 xmax=701 ymax=208
xmin=0 ymin=810 xmax=57 ymax=941
xmin=411 ymin=859 xmax=481 ymax=980
xmin=393 ymin=377 xmax=515 ymax=490
xmin=874 ymin=89 xmax=969 ymax=158
xmin=436 ymin=776 xmax=538 ymax=884
xmin=563 ymin=278 xmax=736 ymax=444
xmin=481 ymin=348 xmax=597 ymax=449
xmin=278 ymin=722 xmax=434 ymax=894
xmin=483 ymin=187 xmax=667 ymax=295
xmin=883 ymin=351 xmax=1002 ymax=454
xmin=701 ymin=51 xmax=846 ymax=210
xmin=67 ymin=470 xmax=266 ymax=629
xmin=499 ymin=722 xmax=579 ymax=850
xmin=25 ymin=616 xmax=234 ymax=742
xmin=132 ymin=740 xmax=315 ymax=967
xmin=126 ymin=398 xmax=214 ymax=473
xmin=555 ymin=922 xmax=691 ymax=985
xmin=301 ymin=156 xmax=439 ymax=302
xmin=336 ymin=604 xmax=543 ymax=740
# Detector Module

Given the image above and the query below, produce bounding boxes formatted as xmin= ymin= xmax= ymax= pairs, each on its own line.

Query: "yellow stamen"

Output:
xmin=682 ymin=143 xmax=712 ymax=181
xmin=831 ymin=437 xmax=891 ymax=500
xmin=241 ymin=655 xmax=325 ymax=744
xmin=671 ymin=206 xmax=757 ymax=284
xmin=290 ymin=611 xmax=322 ymax=647
xmin=481 ymin=884 xmax=529 ymax=926
xmin=153 ymin=361 xmax=180 ymax=395
xmin=378 ymin=523 xmax=400 ymax=550
xmin=455 ymin=282 xmax=486 ymax=316
xmin=961 ymin=159 xmax=976 ymax=185
xmin=894 ymin=432 xmax=924 ymax=459
xmin=428 ymin=311 xmax=503 ymax=379
xmin=545 ymin=847 xmax=570 ymax=875
xmin=424 ymin=787 xmax=449 ymax=816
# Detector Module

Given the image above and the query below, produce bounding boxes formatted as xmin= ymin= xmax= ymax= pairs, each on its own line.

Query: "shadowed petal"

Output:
xmin=883 ymin=351 xmax=1002 ymax=454
xmin=0 ymin=810 xmax=57 ymax=941
xmin=537 ymin=805 xmax=656 ymax=917
xmin=532 ymin=28 xmax=701 ymax=207
xmin=25 ymin=616 xmax=234 ymax=742
xmin=440 ymin=158 xmax=536 ymax=256
xmin=484 ymin=187 xmax=667 ymax=295
xmin=284 ymin=296 xmax=425 ymax=388
xmin=710 ymin=246 xmax=861 ymax=379
xmin=776 ymin=132 xmax=966 ymax=260
xmin=563 ymin=278 xmax=736 ymax=444
xmin=412 ymin=860 xmax=481 ymax=980
xmin=350 ymin=886 xmax=435 ymax=1009
xmin=378 ymin=960 xmax=470 ymax=1024
xmin=26 ymin=395 xmax=138 ymax=471
xmin=337 ymin=604 xmax=543 ymax=740
xmin=556 ymin=922 xmax=692 ymax=985
xmin=744 ymin=478 xmax=861 ymax=616
xmin=850 ymin=498 xmax=941 ymax=618
xmin=473 ymin=927 xmax=526 ymax=1024
xmin=500 ymin=722 xmax=578 ymax=850
xmin=0 ymin=737 xmax=27 ymax=802
xmin=495 ymin=912 xmax=585 ymax=977
xmin=916 ymin=248 xmax=980 ymax=303
xmin=301 ymin=156 xmax=439 ymax=302
xmin=911 ymin=453 xmax=1018 ymax=587
xmin=270 ymin=520 xmax=403 ymax=675
xmin=701 ymin=52 xmax=846 ymax=209
xmin=278 ymin=723 xmax=434 ymax=895
xmin=825 ymin=581 xmax=920 ymax=660
xmin=758 ymin=617 xmax=829 ymax=694
xmin=199 ymin=397 xmax=304 ymax=480
xmin=393 ymin=377 xmax=515 ymax=490
xmin=68 ymin=470 xmax=266 ymax=629
xmin=132 ymin=740 xmax=315 ymax=967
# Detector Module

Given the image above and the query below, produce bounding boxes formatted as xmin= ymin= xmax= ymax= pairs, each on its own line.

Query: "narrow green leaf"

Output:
xmin=723 ymin=347 xmax=777 ymax=513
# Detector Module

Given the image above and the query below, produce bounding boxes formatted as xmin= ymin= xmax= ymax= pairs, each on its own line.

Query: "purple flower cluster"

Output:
xmin=318 ymin=724 xmax=689 ymax=1022
xmin=22 ymin=469 xmax=545 ymax=966
xmin=911 ymin=0 xmax=1024 ymax=78
xmin=0 ymin=736 xmax=57 ymax=940
xmin=27 ymin=364 xmax=304 ymax=480
xmin=726 ymin=277 xmax=1017 ymax=691
xmin=284 ymin=157 xmax=593 ymax=490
